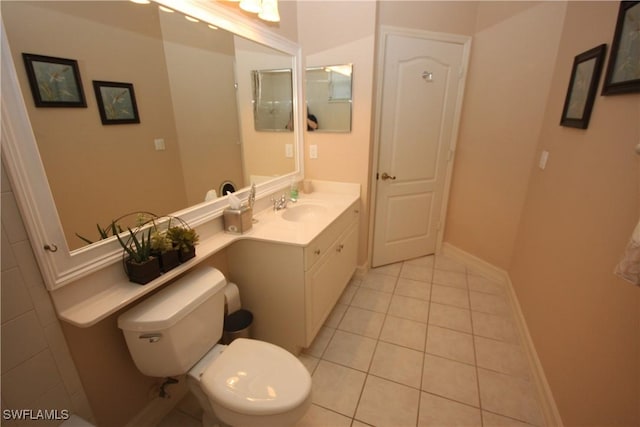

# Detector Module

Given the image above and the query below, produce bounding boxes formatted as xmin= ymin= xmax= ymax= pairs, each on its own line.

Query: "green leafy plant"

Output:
xmin=113 ymin=223 xmax=154 ymax=264
xmin=166 ymin=226 xmax=199 ymax=253
xmin=76 ymin=222 xmax=122 ymax=245
xmin=150 ymin=230 xmax=173 ymax=254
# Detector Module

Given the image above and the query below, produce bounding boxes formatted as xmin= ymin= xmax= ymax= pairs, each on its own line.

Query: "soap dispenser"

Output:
xmin=289 ymin=179 xmax=299 ymax=202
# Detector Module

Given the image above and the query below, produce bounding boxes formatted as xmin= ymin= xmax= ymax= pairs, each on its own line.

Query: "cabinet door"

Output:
xmin=304 ymin=222 xmax=359 ymax=346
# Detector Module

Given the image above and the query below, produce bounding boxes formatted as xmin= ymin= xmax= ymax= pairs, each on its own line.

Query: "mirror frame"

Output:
xmin=0 ymin=0 xmax=304 ymax=290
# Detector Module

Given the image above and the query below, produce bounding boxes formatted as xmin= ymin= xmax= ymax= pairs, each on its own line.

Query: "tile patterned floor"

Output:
xmin=158 ymin=254 xmax=545 ymax=427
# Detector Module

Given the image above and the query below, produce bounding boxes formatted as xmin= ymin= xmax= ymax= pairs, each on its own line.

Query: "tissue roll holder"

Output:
xmin=223 ymin=206 xmax=252 ymax=234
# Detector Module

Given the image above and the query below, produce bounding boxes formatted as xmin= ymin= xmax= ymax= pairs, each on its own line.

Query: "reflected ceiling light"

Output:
xmin=239 ymin=0 xmax=261 ymax=14
xmin=158 ymin=5 xmax=174 ymax=13
xmin=130 ymin=0 xmax=150 ymax=4
xmin=185 ymin=15 xmax=200 ymax=23
xmin=208 ymin=24 xmax=219 ymax=30
xmin=239 ymin=0 xmax=280 ymax=22
xmin=258 ymin=0 xmax=280 ymax=22
xmin=325 ymin=65 xmax=352 ymax=76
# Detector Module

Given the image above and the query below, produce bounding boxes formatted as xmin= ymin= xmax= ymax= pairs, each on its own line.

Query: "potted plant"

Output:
xmin=114 ymin=224 xmax=161 ymax=285
xmin=167 ymin=225 xmax=199 ymax=262
xmin=150 ymin=229 xmax=180 ymax=272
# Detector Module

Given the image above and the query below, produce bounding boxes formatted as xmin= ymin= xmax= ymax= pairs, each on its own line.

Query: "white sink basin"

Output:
xmin=281 ymin=204 xmax=328 ymax=222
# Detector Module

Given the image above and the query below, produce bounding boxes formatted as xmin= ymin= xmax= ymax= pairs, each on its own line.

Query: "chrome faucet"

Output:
xmin=272 ymin=194 xmax=289 ymax=211
xmin=248 ymin=183 xmax=256 ymax=210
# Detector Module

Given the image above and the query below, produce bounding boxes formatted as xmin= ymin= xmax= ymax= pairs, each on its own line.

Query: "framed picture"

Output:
xmin=22 ymin=53 xmax=87 ymax=108
xmin=92 ymin=80 xmax=140 ymax=125
xmin=560 ymin=44 xmax=607 ymax=129
xmin=602 ymin=1 xmax=640 ymax=95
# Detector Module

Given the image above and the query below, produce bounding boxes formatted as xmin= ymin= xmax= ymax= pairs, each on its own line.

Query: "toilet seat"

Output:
xmin=200 ymin=338 xmax=311 ymax=416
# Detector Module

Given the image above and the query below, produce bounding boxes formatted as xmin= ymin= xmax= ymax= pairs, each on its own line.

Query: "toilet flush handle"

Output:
xmin=139 ymin=333 xmax=162 ymax=343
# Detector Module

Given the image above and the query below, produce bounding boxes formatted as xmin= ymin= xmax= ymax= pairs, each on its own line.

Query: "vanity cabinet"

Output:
xmin=227 ymin=200 xmax=359 ymax=354
xmin=304 ymin=219 xmax=358 ymax=344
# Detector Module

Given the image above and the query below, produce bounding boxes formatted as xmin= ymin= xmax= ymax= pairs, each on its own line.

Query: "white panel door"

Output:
xmin=372 ymin=30 xmax=469 ymax=267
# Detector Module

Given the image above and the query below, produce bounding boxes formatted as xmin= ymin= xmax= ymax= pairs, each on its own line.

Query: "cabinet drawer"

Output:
xmin=304 ymin=200 xmax=359 ymax=270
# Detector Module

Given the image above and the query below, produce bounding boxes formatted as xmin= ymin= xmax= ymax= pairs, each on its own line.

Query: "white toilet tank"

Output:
xmin=118 ymin=267 xmax=227 ymax=377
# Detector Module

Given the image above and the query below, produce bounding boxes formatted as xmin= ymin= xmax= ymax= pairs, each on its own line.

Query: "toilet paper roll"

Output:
xmin=224 ymin=282 xmax=242 ymax=314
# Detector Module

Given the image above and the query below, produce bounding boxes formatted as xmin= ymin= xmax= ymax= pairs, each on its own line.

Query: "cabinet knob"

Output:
xmin=314 ymin=249 xmax=321 ymax=255
xmin=336 ymin=244 xmax=344 ymax=253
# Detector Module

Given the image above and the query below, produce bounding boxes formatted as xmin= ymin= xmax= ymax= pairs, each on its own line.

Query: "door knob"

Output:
xmin=380 ymin=172 xmax=396 ymax=181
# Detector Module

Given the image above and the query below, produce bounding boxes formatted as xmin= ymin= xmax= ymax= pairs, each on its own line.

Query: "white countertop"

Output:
xmin=54 ymin=181 xmax=360 ymax=327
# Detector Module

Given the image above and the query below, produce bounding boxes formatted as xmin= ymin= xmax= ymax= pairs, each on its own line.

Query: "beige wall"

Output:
xmin=298 ymin=0 xmax=377 ymax=267
xmin=508 ymin=2 xmax=640 ymax=425
xmin=3 ymin=2 xmax=187 ymax=250
xmin=445 ymin=2 xmax=567 ymax=268
xmin=3 ymin=1 xmax=639 ymax=426
xmin=159 ymin=10 xmax=244 ymax=205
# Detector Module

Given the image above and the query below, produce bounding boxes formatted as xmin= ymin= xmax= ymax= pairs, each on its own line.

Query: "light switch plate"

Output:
xmin=539 ymin=150 xmax=549 ymax=170
xmin=285 ymin=143 xmax=293 ymax=158
xmin=154 ymin=138 xmax=166 ymax=151
xmin=309 ymin=144 xmax=318 ymax=159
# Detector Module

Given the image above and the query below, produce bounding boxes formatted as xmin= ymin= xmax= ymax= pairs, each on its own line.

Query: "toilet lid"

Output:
xmin=201 ymin=339 xmax=311 ymax=416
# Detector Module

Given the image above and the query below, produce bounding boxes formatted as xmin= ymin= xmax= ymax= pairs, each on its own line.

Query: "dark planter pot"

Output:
xmin=126 ymin=257 xmax=161 ymax=285
xmin=156 ymin=250 xmax=180 ymax=273
xmin=178 ymin=246 xmax=196 ymax=263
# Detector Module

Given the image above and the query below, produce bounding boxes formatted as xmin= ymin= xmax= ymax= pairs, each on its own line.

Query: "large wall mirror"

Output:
xmin=305 ymin=64 xmax=353 ymax=133
xmin=0 ymin=0 xmax=304 ymax=289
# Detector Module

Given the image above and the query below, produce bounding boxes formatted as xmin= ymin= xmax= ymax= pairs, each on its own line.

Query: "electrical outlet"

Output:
xmin=285 ymin=143 xmax=293 ymax=158
xmin=309 ymin=144 xmax=318 ymax=159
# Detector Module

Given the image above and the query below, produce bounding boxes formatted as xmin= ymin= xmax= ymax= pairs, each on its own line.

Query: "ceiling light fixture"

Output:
xmin=239 ymin=0 xmax=280 ymax=23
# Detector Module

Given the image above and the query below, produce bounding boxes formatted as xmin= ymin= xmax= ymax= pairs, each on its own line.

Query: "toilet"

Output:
xmin=117 ymin=267 xmax=312 ymax=427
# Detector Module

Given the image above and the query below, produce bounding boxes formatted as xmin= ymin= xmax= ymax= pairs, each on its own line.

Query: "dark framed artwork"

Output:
xmin=22 ymin=53 xmax=87 ymax=107
xmin=602 ymin=1 xmax=640 ymax=95
xmin=92 ymin=80 xmax=140 ymax=125
xmin=560 ymin=44 xmax=607 ymax=129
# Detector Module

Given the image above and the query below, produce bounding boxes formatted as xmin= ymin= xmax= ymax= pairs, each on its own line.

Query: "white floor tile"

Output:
xmin=475 ymin=336 xmax=530 ymax=379
xmin=355 ymin=375 xmax=420 ymax=427
xmin=395 ymin=277 xmax=431 ymax=301
xmin=426 ymin=326 xmax=475 ymax=365
xmin=369 ymin=341 xmax=424 ymax=388
xmin=418 ymin=392 xmax=481 ymax=426
xmin=388 ymin=294 xmax=430 ymax=323
xmin=338 ymin=306 xmax=385 ymax=338
xmin=311 ymin=360 xmax=366 ymax=417
xmin=477 ymin=368 xmax=544 ymax=426
xmin=429 ymin=302 xmax=472 ymax=333
xmin=422 ymin=354 xmax=479 ymax=407
xmin=323 ymin=330 xmax=377 ymax=371
xmin=379 ymin=315 xmax=428 ymax=351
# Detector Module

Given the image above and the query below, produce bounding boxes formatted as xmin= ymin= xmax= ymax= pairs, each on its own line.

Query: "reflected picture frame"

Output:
xmin=22 ymin=53 xmax=87 ymax=108
xmin=602 ymin=1 xmax=640 ymax=95
xmin=560 ymin=44 xmax=607 ymax=129
xmin=93 ymin=80 xmax=140 ymax=125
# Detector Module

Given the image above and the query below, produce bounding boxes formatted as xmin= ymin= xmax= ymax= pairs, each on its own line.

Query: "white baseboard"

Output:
xmin=441 ymin=243 xmax=564 ymax=427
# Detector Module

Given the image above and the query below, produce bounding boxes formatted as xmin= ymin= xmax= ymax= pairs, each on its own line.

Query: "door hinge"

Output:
xmin=376 ymin=172 xmax=379 ymax=180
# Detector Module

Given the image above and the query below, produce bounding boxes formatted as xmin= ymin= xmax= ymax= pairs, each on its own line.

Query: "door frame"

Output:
xmin=367 ymin=26 xmax=472 ymax=267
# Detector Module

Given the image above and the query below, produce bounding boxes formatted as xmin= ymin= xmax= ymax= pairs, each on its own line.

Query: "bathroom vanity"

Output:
xmin=228 ymin=183 xmax=360 ymax=353
xmin=47 ymin=181 xmax=359 ymax=355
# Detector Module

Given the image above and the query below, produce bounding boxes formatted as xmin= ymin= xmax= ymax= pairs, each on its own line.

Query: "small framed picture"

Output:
xmin=560 ymin=44 xmax=607 ymax=129
xmin=602 ymin=1 xmax=640 ymax=95
xmin=92 ymin=80 xmax=140 ymax=125
xmin=22 ymin=53 xmax=87 ymax=108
